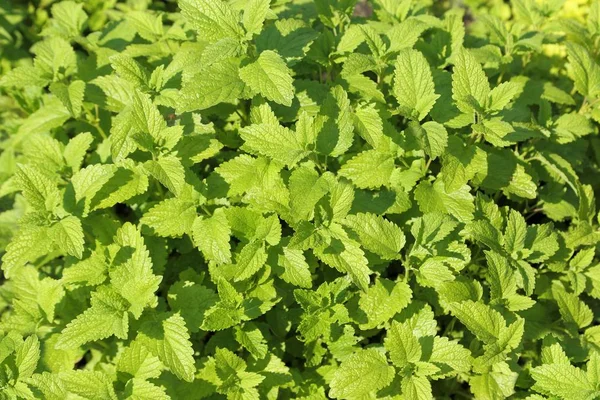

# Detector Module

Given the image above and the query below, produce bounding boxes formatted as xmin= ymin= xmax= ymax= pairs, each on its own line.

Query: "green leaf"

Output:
xmin=15 ymin=97 xmax=71 ymax=138
xmin=117 ymin=341 xmax=163 ymax=380
xmin=315 ymin=86 xmax=354 ymax=157
xmin=452 ymin=49 xmax=490 ymax=113
xmin=567 ymin=42 xmax=600 ymax=98
xmin=110 ymin=55 xmax=149 ymax=88
xmin=441 ymin=135 xmax=478 ymax=192
xmin=168 ymin=281 xmax=219 ymax=333
xmin=239 ymin=50 xmax=295 ymax=106
xmin=394 ymin=49 xmax=439 ymax=121
xmin=126 ymin=11 xmax=164 ymax=42
xmin=314 ymin=224 xmax=372 ymax=290
xmin=124 ymin=378 xmax=170 ymax=400
xmin=532 ymin=363 xmax=596 ymax=400
xmin=50 ymin=216 xmax=84 ymax=259
xmin=14 ymin=164 xmax=61 ymax=212
xmin=240 ymin=123 xmax=309 ymax=166
xmin=206 ymin=347 xmax=265 ymax=398
xmin=55 ymin=286 xmax=129 ymax=349
xmin=414 ymin=179 xmax=474 ymax=223
xmin=2 ymin=225 xmax=54 ymax=278
xmin=110 ymin=223 xmax=162 ymax=318
xmin=288 ymin=165 xmax=330 ymax=222
xmin=49 ymin=80 xmax=85 ymax=117
xmin=402 ymin=375 xmax=433 ymax=400
xmin=486 ymin=251 xmax=517 ymax=301
xmin=70 ymin=164 xmax=116 ymax=215
xmin=278 ymin=246 xmax=313 ymax=288
xmin=42 ymin=1 xmax=87 ymax=39
xmin=91 ymin=165 xmax=149 ymax=211
xmin=234 ymin=322 xmax=268 ymax=359
xmin=235 ymin=240 xmax=268 ymax=281
xmin=179 ymin=0 xmax=243 ymax=42
xmin=342 ymin=212 xmax=405 ymax=259
xmin=449 ymin=300 xmax=504 ymax=344
xmin=487 ymin=81 xmax=520 ymax=112
xmin=554 ymin=112 xmax=594 ymax=144
xmin=27 ymin=372 xmax=68 ymax=400
xmin=386 ymin=18 xmax=428 ymax=52
xmin=407 ymin=121 xmax=448 ymax=159
xmin=552 ymin=283 xmax=593 ymax=329
xmin=143 ymin=155 xmax=185 ymax=196
xmin=243 ymin=0 xmax=270 ymax=36
xmin=137 ymin=313 xmax=196 ymax=382
xmin=474 ymin=118 xmax=515 ymax=147
xmin=329 ymin=348 xmax=395 ymax=399
xmin=192 ymin=208 xmax=232 ymax=265
xmin=385 ymin=321 xmax=422 ymax=368
xmin=504 ymin=209 xmax=527 ymax=254
xmin=130 ymin=90 xmax=170 ymax=145
xmin=469 ymin=365 xmax=517 ymax=400
xmin=15 ymin=335 xmax=40 ymax=379
xmin=179 ymin=59 xmax=245 ymax=112
xmin=338 ymin=149 xmax=394 ymax=189
xmin=0 ymin=65 xmax=49 ymax=88
xmin=63 ymin=132 xmax=93 ymax=170
xmin=353 ymin=103 xmax=385 ymax=148
xmin=33 ymin=37 xmax=77 ymax=80
xmin=357 ymin=278 xmax=412 ymax=329
xmin=141 ymin=198 xmax=197 ymax=237
xmin=429 ymin=336 xmax=472 ymax=374
xmin=60 ymin=370 xmax=118 ymax=400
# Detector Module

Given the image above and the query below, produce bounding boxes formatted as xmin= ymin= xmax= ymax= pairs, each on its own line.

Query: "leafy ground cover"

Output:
xmin=0 ymin=0 xmax=600 ymax=398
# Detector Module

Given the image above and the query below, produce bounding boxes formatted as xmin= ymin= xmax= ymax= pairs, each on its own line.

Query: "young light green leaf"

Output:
xmin=179 ymin=0 xmax=243 ymax=42
xmin=239 ymin=50 xmax=295 ymax=106
xmin=14 ymin=164 xmax=61 ymax=212
xmin=50 ymin=216 xmax=84 ymax=259
xmin=487 ymin=81 xmax=520 ymax=112
xmin=63 ymin=132 xmax=93 ymax=170
xmin=143 ymin=155 xmax=185 ymax=196
xmin=394 ymin=49 xmax=439 ymax=121
xmin=49 ymin=80 xmax=85 ymax=117
xmin=385 ymin=321 xmax=422 ymax=368
xmin=329 ymin=348 xmax=395 ymax=399
xmin=240 ymin=123 xmax=309 ymax=166
xmin=192 ymin=208 xmax=232 ymax=265
xmin=449 ymin=300 xmax=504 ymax=344
xmin=137 ymin=313 xmax=196 ymax=382
xmin=55 ymin=287 xmax=129 ymax=349
xmin=407 ymin=121 xmax=448 ymax=159
xmin=357 ymin=279 xmax=411 ymax=329
xmin=179 ymin=59 xmax=245 ymax=112
xmin=278 ymin=246 xmax=312 ymax=288
xmin=532 ymin=363 xmax=596 ymax=400
xmin=504 ymin=209 xmax=527 ymax=254
xmin=452 ymin=49 xmax=490 ymax=113
xmin=235 ymin=240 xmax=268 ymax=281
xmin=552 ymin=283 xmax=594 ymax=329
xmin=141 ymin=198 xmax=197 ymax=237
xmin=338 ymin=149 xmax=394 ymax=189
xmin=110 ymin=55 xmax=149 ymax=88
xmin=567 ymin=42 xmax=600 ymax=98
xmin=117 ymin=341 xmax=164 ymax=380
xmin=110 ymin=223 xmax=162 ymax=318
xmin=243 ymin=0 xmax=270 ymax=36
xmin=343 ymin=212 xmax=405 ymax=259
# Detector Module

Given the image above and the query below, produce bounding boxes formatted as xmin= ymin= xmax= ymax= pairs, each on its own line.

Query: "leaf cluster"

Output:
xmin=0 ymin=0 xmax=600 ymax=399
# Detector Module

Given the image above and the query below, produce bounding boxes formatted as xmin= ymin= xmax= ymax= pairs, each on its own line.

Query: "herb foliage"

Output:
xmin=0 ymin=0 xmax=600 ymax=399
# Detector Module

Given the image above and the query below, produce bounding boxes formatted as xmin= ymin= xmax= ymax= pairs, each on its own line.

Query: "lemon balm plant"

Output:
xmin=0 ymin=0 xmax=600 ymax=398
